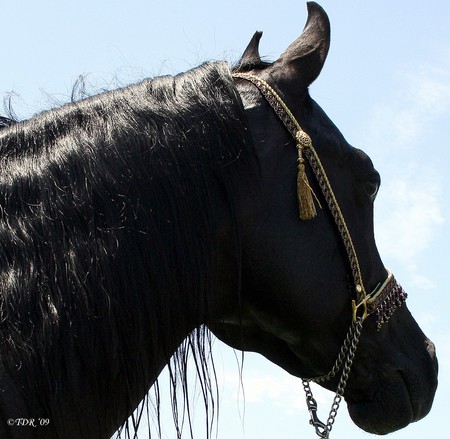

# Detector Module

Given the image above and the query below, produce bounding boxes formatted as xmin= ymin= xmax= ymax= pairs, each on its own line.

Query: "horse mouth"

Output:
xmin=345 ymin=371 xmax=430 ymax=435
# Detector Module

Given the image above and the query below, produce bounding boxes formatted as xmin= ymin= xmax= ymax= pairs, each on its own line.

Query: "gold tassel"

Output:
xmin=296 ymin=131 xmax=317 ymax=220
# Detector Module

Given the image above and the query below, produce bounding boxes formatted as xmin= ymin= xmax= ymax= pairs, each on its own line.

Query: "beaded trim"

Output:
xmin=367 ymin=271 xmax=408 ymax=330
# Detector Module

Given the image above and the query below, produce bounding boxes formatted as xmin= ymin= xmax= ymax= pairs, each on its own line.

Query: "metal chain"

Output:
xmin=305 ymin=316 xmax=360 ymax=383
xmin=302 ymin=318 xmax=363 ymax=438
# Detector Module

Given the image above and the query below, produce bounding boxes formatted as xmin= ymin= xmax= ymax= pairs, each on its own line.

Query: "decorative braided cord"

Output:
xmin=232 ymin=72 xmax=368 ymax=314
xmin=232 ymin=73 xmax=301 ymax=137
xmin=305 ymin=146 xmax=367 ymax=313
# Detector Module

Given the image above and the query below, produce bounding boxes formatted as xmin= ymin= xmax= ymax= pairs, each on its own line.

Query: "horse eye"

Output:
xmin=365 ymin=179 xmax=380 ymax=201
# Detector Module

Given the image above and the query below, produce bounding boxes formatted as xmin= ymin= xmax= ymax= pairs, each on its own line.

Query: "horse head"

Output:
xmin=0 ymin=3 xmax=438 ymax=438
xmin=210 ymin=2 xmax=438 ymax=434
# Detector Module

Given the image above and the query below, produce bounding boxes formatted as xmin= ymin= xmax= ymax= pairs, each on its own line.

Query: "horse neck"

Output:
xmin=0 ymin=62 xmax=255 ymax=438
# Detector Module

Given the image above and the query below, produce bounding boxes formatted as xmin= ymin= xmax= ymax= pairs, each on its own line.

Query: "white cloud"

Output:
xmin=366 ymin=61 xmax=448 ymax=278
xmin=375 ymin=168 xmax=444 ymax=266
xmin=370 ymin=64 xmax=450 ymax=153
xmin=218 ymin=365 xmax=331 ymax=417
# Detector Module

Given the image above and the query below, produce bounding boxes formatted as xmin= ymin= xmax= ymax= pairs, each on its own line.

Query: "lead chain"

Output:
xmin=303 ymin=317 xmax=363 ymax=438
xmin=305 ymin=316 xmax=359 ymax=383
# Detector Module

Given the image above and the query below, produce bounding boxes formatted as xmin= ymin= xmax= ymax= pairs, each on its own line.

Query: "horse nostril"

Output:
xmin=425 ymin=339 xmax=436 ymax=361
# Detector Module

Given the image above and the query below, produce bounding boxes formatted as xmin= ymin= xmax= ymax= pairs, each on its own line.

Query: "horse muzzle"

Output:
xmin=346 ymin=333 xmax=438 ymax=434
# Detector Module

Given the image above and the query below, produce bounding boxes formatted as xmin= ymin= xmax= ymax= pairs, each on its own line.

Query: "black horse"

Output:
xmin=0 ymin=3 xmax=437 ymax=438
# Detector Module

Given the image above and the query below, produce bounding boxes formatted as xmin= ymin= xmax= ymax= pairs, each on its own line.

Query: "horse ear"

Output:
xmin=237 ymin=31 xmax=263 ymax=70
xmin=277 ymin=2 xmax=330 ymax=86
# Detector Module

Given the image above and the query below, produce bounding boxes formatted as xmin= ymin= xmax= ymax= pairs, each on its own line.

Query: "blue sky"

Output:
xmin=2 ymin=1 xmax=449 ymax=438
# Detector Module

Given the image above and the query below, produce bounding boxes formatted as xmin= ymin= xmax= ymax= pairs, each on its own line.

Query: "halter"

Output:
xmin=232 ymin=72 xmax=407 ymax=438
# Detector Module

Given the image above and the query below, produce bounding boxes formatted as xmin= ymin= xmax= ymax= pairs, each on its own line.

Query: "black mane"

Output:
xmin=0 ymin=62 xmax=254 ymax=437
xmin=0 ymin=116 xmax=15 ymax=129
